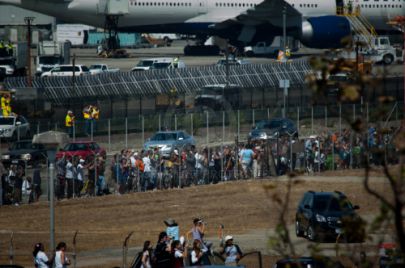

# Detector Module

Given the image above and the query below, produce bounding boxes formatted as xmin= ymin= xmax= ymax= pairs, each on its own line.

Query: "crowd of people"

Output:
xmin=134 ymin=217 xmax=243 ymax=268
xmin=0 ymin=125 xmax=399 ymax=205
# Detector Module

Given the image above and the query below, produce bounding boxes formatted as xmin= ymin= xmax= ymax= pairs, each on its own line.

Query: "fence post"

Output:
xmin=90 ymin=120 xmax=94 ymax=142
xmin=325 ymin=106 xmax=327 ymax=127
xmin=73 ymin=124 xmax=76 ymax=142
xmin=237 ymin=110 xmax=240 ymax=140
xmin=122 ymin=232 xmax=134 ymax=268
xmin=174 ymin=114 xmax=177 ymax=131
xmin=339 ymin=104 xmax=342 ymax=136
xmin=395 ymin=101 xmax=398 ymax=121
xmin=142 ymin=115 xmax=145 ymax=147
xmin=332 ymin=142 xmax=335 ymax=171
xmin=311 ymin=105 xmax=314 ymax=134
xmin=37 ymin=122 xmax=40 ymax=135
xmin=73 ymin=231 xmax=78 ymax=268
xmin=206 ymin=111 xmax=209 ymax=147
xmin=252 ymin=109 xmax=255 ymax=126
xmin=190 ymin=113 xmax=194 ymax=137
xmin=350 ymin=132 xmax=353 ymax=169
xmin=221 ymin=111 xmax=225 ymax=181
xmin=297 ymin=106 xmax=300 ymax=132
xmin=158 ymin=113 xmax=161 ymax=131
xmin=267 ymin=107 xmax=270 ymax=119
xmin=125 ymin=117 xmax=128 ymax=148
xmin=9 ymin=232 xmax=13 ymax=265
xmin=55 ymin=123 xmax=58 ymax=131
xmin=353 ymin=104 xmax=356 ymax=122
xmin=108 ymin=119 xmax=111 ymax=153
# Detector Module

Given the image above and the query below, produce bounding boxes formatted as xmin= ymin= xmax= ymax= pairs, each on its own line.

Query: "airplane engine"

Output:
xmin=300 ymin=16 xmax=351 ymax=49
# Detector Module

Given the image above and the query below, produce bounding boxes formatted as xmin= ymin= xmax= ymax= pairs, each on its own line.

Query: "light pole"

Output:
xmin=24 ymin=17 xmax=35 ymax=88
xmin=33 ymin=133 xmax=60 ymax=253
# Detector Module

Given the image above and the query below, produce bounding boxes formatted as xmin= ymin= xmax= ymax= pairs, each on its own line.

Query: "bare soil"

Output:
xmin=0 ymin=175 xmax=392 ymax=267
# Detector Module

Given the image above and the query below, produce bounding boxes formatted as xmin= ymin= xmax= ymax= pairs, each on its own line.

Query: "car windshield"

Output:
xmin=0 ymin=59 xmax=14 ymax=65
xmin=313 ymin=196 xmax=331 ymax=211
xmin=255 ymin=120 xmax=280 ymax=129
xmin=151 ymin=62 xmax=171 ymax=69
xmin=11 ymin=141 xmax=33 ymax=150
xmin=150 ymin=133 xmax=177 ymax=141
xmin=0 ymin=117 xmax=15 ymax=125
xmin=89 ymin=65 xmax=102 ymax=69
xmin=329 ymin=197 xmax=354 ymax=212
xmin=39 ymin=56 xmax=60 ymax=65
xmin=81 ymin=66 xmax=90 ymax=72
xmin=65 ymin=143 xmax=88 ymax=151
xmin=137 ymin=60 xmax=154 ymax=67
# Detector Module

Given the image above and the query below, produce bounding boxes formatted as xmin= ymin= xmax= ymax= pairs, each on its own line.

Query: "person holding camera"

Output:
xmin=220 ymin=235 xmax=243 ymax=267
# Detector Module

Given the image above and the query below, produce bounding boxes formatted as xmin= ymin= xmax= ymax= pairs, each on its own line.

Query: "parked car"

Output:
xmin=1 ymin=139 xmax=47 ymax=167
xmin=55 ymin=141 xmax=106 ymax=161
xmin=216 ymin=58 xmax=250 ymax=67
xmin=0 ymin=115 xmax=31 ymax=140
xmin=274 ymin=257 xmax=344 ymax=268
xmin=248 ymin=118 xmax=297 ymax=141
xmin=144 ymin=131 xmax=195 ymax=157
xmin=89 ymin=64 xmax=120 ymax=75
xmin=41 ymin=64 xmax=90 ymax=77
xmin=194 ymin=84 xmax=242 ymax=110
xmin=131 ymin=57 xmax=185 ymax=71
xmin=295 ymin=190 xmax=365 ymax=242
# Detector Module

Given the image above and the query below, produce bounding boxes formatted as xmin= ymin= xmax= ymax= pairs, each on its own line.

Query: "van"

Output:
xmin=41 ymin=64 xmax=90 ymax=77
xmin=131 ymin=57 xmax=185 ymax=71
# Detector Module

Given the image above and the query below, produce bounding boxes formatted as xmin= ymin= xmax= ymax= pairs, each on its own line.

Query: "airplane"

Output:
xmin=0 ymin=0 xmax=403 ymax=50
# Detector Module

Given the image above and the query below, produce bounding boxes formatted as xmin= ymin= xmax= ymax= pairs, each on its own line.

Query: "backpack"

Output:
xmin=130 ymin=252 xmax=143 ymax=268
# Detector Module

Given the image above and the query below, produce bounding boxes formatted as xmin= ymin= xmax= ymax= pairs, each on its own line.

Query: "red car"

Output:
xmin=56 ymin=141 xmax=106 ymax=161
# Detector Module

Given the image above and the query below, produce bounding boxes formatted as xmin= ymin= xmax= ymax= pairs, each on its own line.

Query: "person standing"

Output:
xmin=13 ymin=165 xmax=24 ymax=206
xmin=32 ymin=164 xmax=42 ymax=202
xmin=140 ymin=240 xmax=152 ymax=268
xmin=142 ymin=151 xmax=152 ymax=190
xmin=91 ymin=105 xmax=99 ymax=133
xmin=76 ymin=159 xmax=85 ymax=196
xmin=56 ymin=156 xmax=66 ymax=200
xmin=83 ymin=105 xmax=92 ymax=136
xmin=65 ymin=158 xmax=75 ymax=199
xmin=220 ymin=235 xmax=243 ymax=266
xmin=22 ymin=176 xmax=33 ymax=203
xmin=54 ymin=242 xmax=71 ymax=268
xmin=172 ymin=240 xmax=187 ymax=268
xmin=65 ymin=110 xmax=75 ymax=137
xmin=33 ymin=242 xmax=52 ymax=268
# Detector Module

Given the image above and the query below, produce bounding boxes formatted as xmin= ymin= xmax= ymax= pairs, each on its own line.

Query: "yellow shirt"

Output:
xmin=83 ymin=111 xmax=90 ymax=119
xmin=65 ymin=114 xmax=74 ymax=127
xmin=92 ymin=109 xmax=99 ymax=120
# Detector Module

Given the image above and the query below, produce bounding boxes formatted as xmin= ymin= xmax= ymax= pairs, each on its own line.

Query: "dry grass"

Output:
xmin=0 ymin=175 xmax=391 ymax=267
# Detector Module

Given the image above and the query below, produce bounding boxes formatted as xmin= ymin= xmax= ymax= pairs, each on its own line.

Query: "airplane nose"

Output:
xmin=0 ymin=0 xmax=21 ymax=4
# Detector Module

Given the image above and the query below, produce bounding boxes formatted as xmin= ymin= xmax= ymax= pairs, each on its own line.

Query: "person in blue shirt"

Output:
xmin=239 ymin=144 xmax=254 ymax=178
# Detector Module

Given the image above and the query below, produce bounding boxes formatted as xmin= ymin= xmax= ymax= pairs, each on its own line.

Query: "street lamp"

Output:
xmin=24 ymin=17 xmax=35 ymax=88
xmin=32 ymin=131 xmax=68 ymax=252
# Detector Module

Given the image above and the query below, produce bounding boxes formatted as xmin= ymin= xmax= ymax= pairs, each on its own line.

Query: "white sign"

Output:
xmin=279 ymin=79 xmax=290 ymax=88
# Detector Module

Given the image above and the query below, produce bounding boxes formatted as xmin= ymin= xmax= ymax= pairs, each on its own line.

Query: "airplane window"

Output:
xmin=315 ymin=4 xmax=317 ymax=7
xmin=299 ymin=4 xmax=302 ymax=7
xmin=239 ymin=3 xmax=241 ymax=6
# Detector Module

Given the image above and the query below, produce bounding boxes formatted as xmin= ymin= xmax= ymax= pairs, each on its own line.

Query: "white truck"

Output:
xmin=337 ymin=36 xmax=403 ymax=65
xmin=89 ymin=64 xmax=120 ymax=75
xmin=35 ymin=41 xmax=70 ymax=76
xmin=244 ymin=36 xmax=298 ymax=57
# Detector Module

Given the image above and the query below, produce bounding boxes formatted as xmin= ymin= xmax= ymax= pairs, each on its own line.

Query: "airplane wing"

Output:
xmin=186 ymin=0 xmax=302 ymax=42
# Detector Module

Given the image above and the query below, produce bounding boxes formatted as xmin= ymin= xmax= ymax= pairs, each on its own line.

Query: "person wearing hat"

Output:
xmin=220 ymin=235 xmax=243 ymax=266
xmin=164 ymin=218 xmax=179 ymax=240
xmin=65 ymin=110 xmax=75 ymax=137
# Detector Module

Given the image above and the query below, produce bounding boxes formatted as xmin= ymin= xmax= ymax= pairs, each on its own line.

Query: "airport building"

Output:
xmin=0 ymin=5 xmax=55 ymax=43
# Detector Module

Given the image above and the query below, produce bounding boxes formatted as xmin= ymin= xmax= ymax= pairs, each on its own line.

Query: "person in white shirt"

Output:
xmin=33 ymin=242 xmax=52 ymax=268
xmin=54 ymin=241 xmax=70 ymax=268
xmin=65 ymin=158 xmax=75 ymax=198
xmin=141 ymin=240 xmax=152 ymax=268
xmin=76 ymin=159 xmax=85 ymax=196
xmin=143 ymin=152 xmax=153 ymax=189
xmin=22 ymin=176 xmax=32 ymax=203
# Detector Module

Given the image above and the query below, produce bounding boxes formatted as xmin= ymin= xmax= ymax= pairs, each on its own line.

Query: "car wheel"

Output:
xmin=307 ymin=225 xmax=317 ymax=241
xmin=383 ymin=54 xmax=394 ymax=65
xmin=296 ymin=220 xmax=304 ymax=237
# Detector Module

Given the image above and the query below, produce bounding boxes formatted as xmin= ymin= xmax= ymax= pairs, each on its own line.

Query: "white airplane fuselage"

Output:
xmin=0 ymin=0 xmax=403 ymax=47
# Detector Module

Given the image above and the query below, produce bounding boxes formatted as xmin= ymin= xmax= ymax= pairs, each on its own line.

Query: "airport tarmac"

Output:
xmin=69 ymin=40 xmax=404 ymax=75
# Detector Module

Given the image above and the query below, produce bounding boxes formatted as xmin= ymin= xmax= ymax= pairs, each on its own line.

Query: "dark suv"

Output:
xmin=295 ymin=191 xmax=365 ymax=242
xmin=248 ymin=118 xmax=298 ymax=142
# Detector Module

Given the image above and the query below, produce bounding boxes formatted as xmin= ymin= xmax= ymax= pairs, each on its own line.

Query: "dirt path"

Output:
xmin=0 ymin=175 xmax=392 ymax=267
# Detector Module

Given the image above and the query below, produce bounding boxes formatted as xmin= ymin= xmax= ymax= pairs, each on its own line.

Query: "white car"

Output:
xmin=0 ymin=115 xmax=31 ymax=140
xmin=89 ymin=64 xmax=120 ymax=75
xmin=41 ymin=65 xmax=90 ymax=77
xmin=131 ymin=57 xmax=185 ymax=71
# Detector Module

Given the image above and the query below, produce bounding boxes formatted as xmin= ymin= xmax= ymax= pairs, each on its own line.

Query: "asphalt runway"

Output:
xmin=70 ymin=40 xmax=404 ymax=75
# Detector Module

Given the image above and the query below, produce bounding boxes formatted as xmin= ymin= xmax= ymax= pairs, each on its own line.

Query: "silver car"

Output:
xmin=0 ymin=115 xmax=31 ymax=140
xmin=144 ymin=131 xmax=195 ymax=157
